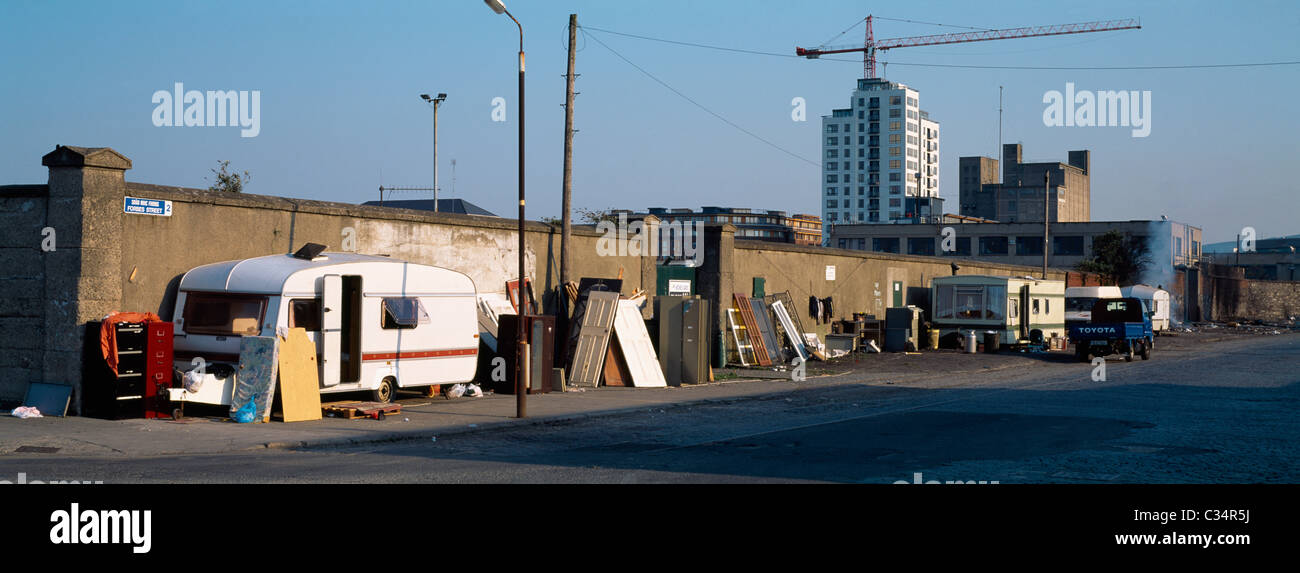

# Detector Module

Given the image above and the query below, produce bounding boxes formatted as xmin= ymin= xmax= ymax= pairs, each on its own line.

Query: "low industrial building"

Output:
xmin=626 ymin=207 xmax=823 ymax=246
xmin=829 ymin=218 xmax=1204 ymax=320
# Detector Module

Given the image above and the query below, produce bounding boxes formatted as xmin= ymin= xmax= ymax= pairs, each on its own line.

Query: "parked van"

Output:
xmin=1120 ymin=284 xmax=1170 ymax=333
xmin=931 ymin=275 xmax=1066 ymax=347
xmin=1065 ymin=286 xmax=1123 ymax=324
xmin=168 ymin=249 xmax=480 ymax=407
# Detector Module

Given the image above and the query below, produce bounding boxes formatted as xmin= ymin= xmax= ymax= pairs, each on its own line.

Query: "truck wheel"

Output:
xmin=1075 ymin=345 xmax=1091 ymax=363
xmin=1140 ymin=340 xmax=1151 ymax=360
xmin=371 ymin=377 xmax=396 ymax=404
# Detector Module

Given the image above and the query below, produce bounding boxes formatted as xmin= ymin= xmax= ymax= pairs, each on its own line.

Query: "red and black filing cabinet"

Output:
xmin=84 ymin=321 xmax=174 ymax=419
xmin=494 ymin=314 xmax=554 ymax=394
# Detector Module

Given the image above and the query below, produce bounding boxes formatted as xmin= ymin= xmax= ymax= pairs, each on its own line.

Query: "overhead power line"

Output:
xmin=578 ymin=26 xmax=819 ymax=168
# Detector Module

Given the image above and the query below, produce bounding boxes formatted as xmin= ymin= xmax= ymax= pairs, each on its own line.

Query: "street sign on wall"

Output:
xmin=123 ymin=196 xmax=172 ymax=216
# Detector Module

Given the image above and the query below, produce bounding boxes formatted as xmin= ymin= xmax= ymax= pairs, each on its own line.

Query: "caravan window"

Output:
xmin=182 ymin=292 xmax=267 ymax=336
xmin=289 ymin=299 xmax=321 ymax=331
xmin=985 ymin=286 xmax=1006 ymax=320
xmin=954 ymin=286 xmax=985 ymax=319
xmin=382 ymin=297 xmax=430 ymax=330
xmin=935 ymin=285 xmax=954 ymax=319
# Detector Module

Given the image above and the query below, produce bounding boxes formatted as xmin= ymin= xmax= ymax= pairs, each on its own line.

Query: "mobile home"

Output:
xmin=1065 ymin=286 xmax=1123 ymax=324
xmin=168 ymin=249 xmax=480 ymax=407
xmin=1121 ymin=284 xmax=1170 ymax=332
xmin=931 ymin=275 xmax=1066 ymax=347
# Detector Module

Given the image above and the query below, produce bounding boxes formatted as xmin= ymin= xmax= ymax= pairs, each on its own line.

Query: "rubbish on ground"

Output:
xmin=321 ymin=401 xmax=401 ymax=420
xmin=865 ymin=340 xmax=881 ymax=353
xmin=466 ymin=384 xmax=483 ymax=398
xmin=23 ymin=382 xmax=73 ymax=417
xmin=232 ymin=395 xmax=258 ymax=423
xmin=11 ymin=406 xmax=43 ymax=419
xmin=446 ymin=383 xmax=467 ymax=399
xmin=183 ymin=369 xmax=205 ymax=392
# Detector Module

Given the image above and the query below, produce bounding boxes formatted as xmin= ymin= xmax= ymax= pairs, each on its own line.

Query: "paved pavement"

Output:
xmin=1 ymin=330 xmax=1295 ymax=483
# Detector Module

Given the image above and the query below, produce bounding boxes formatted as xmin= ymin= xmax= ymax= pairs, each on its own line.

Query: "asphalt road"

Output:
xmin=3 ymin=334 xmax=1297 ymax=483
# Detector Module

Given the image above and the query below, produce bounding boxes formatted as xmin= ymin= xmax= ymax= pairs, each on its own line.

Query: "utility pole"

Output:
xmin=1043 ymin=170 xmax=1050 ymax=279
xmin=561 ymin=13 xmax=577 ymax=309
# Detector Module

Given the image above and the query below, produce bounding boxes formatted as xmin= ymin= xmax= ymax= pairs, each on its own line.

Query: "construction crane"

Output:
xmin=797 ymin=16 xmax=1141 ymax=79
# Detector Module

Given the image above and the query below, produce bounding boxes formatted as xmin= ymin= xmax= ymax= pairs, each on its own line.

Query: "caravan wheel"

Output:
xmin=372 ymin=377 xmax=396 ymax=404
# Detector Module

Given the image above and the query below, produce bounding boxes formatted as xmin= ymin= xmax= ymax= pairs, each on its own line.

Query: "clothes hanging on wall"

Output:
xmin=809 ymin=296 xmax=820 ymax=324
xmin=820 ymin=297 xmax=834 ymax=323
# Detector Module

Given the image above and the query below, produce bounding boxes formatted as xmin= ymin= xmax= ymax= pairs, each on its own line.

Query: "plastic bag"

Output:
xmin=445 ymin=384 xmax=466 ymax=399
xmin=183 ymin=369 xmax=205 ymax=393
xmin=11 ymin=406 xmax=43 ymax=419
xmin=232 ymin=394 xmax=259 ymax=423
xmin=465 ymin=384 xmax=483 ymax=398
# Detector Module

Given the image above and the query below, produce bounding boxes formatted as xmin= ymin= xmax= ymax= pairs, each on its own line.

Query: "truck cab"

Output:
xmin=1067 ymin=297 xmax=1154 ymax=362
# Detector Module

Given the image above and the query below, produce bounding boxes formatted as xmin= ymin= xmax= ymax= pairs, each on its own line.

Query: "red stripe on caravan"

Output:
xmin=361 ymin=348 xmax=478 ymax=362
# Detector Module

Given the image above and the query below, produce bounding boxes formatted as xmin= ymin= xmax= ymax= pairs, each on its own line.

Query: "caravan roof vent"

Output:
xmin=292 ymin=243 xmax=328 ymax=261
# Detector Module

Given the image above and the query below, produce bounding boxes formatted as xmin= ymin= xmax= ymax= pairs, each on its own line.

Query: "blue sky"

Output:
xmin=1 ymin=0 xmax=1297 ymax=243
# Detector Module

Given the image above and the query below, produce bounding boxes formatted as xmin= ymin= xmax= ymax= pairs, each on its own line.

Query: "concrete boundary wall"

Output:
xmin=0 ymin=145 xmax=1097 ymax=409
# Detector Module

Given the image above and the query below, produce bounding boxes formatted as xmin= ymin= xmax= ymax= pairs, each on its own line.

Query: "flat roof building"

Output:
xmin=958 ymin=144 xmax=1090 ymax=223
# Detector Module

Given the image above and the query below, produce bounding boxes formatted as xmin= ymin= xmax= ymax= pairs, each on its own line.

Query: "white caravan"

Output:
xmin=168 ymin=250 xmax=480 ymax=407
xmin=1121 ymin=284 xmax=1171 ymax=333
xmin=1065 ymin=286 xmax=1123 ymax=324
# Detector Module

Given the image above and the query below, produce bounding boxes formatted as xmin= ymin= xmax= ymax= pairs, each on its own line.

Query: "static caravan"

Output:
xmin=1065 ymin=286 xmax=1123 ymax=324
xmin=168 ymin=250 xmax=480 ymax=407
xmin=1121 ymin=285 xmax=1170 ymax=332
xmin=931 ymin=275 xmax=1066 ymax=347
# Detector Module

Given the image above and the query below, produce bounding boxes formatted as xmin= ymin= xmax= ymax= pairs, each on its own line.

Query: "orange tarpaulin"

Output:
xmin=99 ymin=312 xmax=163 ymax=376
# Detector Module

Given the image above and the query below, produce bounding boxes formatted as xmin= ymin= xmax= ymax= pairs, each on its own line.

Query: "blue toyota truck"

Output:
xmin=1068 ymin=297 xmax=1154 ymax=362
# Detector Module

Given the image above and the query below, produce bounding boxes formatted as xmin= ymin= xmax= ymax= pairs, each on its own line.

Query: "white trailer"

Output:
xmin=168 ymin=250 xmax=480 ymax=406
xmin=931 ymin=275 xmax=1066 ymax=347
xmin=1065 ymin=286 xmax=1123 ymax=325
xmin=1121 ymin=284 xmax=1171 ymax=333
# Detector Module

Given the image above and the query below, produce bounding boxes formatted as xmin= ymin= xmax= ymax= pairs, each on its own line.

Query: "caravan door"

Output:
xmin=321 ymin=274 xmax=342 ymax=387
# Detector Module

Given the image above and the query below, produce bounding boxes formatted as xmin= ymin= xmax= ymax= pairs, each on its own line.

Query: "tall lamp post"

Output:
xmin=484 ymin=0 xmax=527 ymax=419
xmin=420 ymin=93 xmax=447 ymax=212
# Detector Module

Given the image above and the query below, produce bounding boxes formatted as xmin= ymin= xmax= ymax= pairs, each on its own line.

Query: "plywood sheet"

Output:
xmin=232 ymin=336 xmax=279 ymax=422
xmin=601 ymin=336 xmax=630 ymax=387
xmin=612 ymin=300 xmax=668 ymax=388
xmin=277 ymin=328 xmax=322 ymax=422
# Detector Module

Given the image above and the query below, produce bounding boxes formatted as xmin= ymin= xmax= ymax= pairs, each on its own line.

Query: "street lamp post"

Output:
xmin=484 ymin=0 xmax=527 ymax=419
xmin=420 ymin=93 xmax=447 ymax=212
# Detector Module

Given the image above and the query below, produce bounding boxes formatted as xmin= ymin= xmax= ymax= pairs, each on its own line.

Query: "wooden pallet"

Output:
xmin=322 ymin=401 xmax=402 ymax=420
